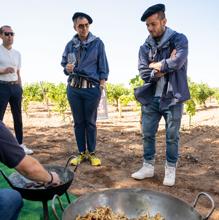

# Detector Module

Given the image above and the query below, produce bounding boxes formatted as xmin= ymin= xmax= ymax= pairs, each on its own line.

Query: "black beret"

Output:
xmin=141 ymin=4 xmax=165 ymax=21
xmin=72 ymin=12 xmax=93 ymax=24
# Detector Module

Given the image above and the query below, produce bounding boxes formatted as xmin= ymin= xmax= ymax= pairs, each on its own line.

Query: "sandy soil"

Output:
xmin=4 ymin=100 xmax=219 ymax=220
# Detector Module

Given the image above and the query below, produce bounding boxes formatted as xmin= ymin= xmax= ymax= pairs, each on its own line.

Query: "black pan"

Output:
xmin=0 ymin=156 xmax=76 ymax=201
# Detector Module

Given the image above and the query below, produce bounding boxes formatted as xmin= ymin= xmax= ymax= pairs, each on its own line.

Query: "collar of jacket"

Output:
xmin=145 ymin=27 xmax=176 ymax=50
xmin=71 ymin=32 xmax=97 ymax=49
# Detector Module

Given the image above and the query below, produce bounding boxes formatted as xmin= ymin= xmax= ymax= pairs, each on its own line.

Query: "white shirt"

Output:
xmin=0 ymin=45 xmax=21 ymax=82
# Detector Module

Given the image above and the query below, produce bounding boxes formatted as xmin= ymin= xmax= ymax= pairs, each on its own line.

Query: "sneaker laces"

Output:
xmin=89 ymin=152 xmax=95 ymax=157
xmin=78 ymin=152 xmax=87 ymax=159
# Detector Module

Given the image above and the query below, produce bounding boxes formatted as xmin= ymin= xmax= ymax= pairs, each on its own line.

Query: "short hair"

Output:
xmin=0 ymin=25 xmax=12 ymax=34
xmin=73 ymin=16 xmax=86 ymax=25
xmin=157 ymin=11 xmax=166 ymax=20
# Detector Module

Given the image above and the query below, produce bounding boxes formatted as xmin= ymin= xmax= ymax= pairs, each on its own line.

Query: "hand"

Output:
xmin=100 ymin=79 xmax=106 ymax=90
xmin=170 ymin=49 xmax=177 ymax=59
xmin=149 ymin=62 xmax=162 ymax=72
xmin=16 ymin=80 xmax=22 ymax=86
xmin=154 ymin=71 xmax=165 ymax=78
xmin=16 ymin=77 xmax=22 ymax=86
xmin=4 ymin=67 xmax=15 ymax=74
xmin=66 ymin=63 xmax=74 ymax=74
xmin=50 ymin=171 xmax=61 ymax=185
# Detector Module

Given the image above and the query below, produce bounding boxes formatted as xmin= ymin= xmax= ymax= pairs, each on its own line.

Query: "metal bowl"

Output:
xmin=58 ymin=188 xmax=214 ymax=220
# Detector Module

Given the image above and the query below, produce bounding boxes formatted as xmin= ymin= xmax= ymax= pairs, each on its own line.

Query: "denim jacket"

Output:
xmin=61 ymin=32 xmax=109 ymax=84
xmin=138 ymin=27 xmax=190 ymax=108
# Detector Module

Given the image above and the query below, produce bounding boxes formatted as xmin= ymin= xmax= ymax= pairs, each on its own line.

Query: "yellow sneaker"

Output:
xmin=70 ymin=152 xmax=87 ymax=166
xmin=88 ymin=153 xmax=101 ymax=166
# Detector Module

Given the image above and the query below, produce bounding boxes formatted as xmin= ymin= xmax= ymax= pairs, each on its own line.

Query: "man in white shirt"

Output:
xmin=0 ymin=25 xmax=33 ymax=154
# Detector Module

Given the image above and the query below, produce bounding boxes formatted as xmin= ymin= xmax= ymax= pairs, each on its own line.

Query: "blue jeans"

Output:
xmin=142 ymin=97 xmax=183 ymax=166
xmin=0 ymin=84 xmax=23 ymax=144
xmin=0 ymin=189 xmax=23 ymax=220
xmin=67 ymin=85 xmax=101 ymax=153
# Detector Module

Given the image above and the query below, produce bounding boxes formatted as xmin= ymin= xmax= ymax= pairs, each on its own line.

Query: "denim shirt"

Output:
xmin=61 ymin=32 xmax=109 ymax=84
xmin=138 ymin=27 xmax=190 ymax=108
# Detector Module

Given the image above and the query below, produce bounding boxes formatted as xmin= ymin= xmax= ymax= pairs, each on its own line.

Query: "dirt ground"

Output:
xmin=4 ymin=100 xmax=219 ymax=220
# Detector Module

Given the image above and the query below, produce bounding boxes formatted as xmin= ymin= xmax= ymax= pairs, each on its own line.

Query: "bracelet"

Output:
xmin=47 ymin=171 xmax=53 ymax=185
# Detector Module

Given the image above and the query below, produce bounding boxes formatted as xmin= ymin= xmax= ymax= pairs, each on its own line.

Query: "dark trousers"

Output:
xmin=67 ymin=85 xmax=101 ymax=153
xmin=0 ymin=84 xmax=23 ymax=144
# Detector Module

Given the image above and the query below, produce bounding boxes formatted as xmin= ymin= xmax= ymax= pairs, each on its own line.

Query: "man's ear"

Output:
xmin=162 ymin=18 xmax=167 ymax=26
xmin=73 ymin=24 xmax=76 ymax=31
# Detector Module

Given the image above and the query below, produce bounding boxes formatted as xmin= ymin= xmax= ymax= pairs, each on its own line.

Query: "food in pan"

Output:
xmin=75 ymin=207 xmax=164 ymax=220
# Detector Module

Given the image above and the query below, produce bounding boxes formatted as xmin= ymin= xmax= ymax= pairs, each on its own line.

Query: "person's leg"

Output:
xmin=132 ymin=98 xmax=161 ymax=179
xmin=162 ymin=102 xmax=183 ymax=186
xmin=142 ymin=98 xmax=161 ymax=163
xmin=83 ymin=87 xmax=101 ymax=153
xmin=0 ymin=189 xmax=23 ymax=220
xmin=0 ymin=84 xmax=10 ymax=121
xmin=163 ymin=102 xmax=183 ymax=166
xmin=9 ymin=85 xmax=23 ymax=144
xmin=67 ymin=85 xmax=86 ymax=153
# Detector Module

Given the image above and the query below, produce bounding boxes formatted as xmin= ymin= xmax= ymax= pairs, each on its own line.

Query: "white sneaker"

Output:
xmin=163 ymin=164 xmax=176 ymax=186
xmin=20 ymin=144 xmax=34 ymax=155
xmin=131 ymin=163 xmax=154 ymax=180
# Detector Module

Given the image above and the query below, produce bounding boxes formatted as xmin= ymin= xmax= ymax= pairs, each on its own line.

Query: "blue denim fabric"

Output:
xmin=0 ymin=189 xmax=23 ymax=220
xmin=67 ymin=85 xmax=101 ymax=153
xmin=142 ymin=97 xmax=183 ymax=166
xmin=138 ymin=27 xmax=190 ymax=106
xmin=61 ymin=32 xmax=109 ymax=83
xmin=0 ymin=84 xmax=23 ymax=144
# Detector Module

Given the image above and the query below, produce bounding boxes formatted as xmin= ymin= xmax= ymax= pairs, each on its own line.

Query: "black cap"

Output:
xmin=141 ymin=4 xmax=165 ymax=21
xmin=72 ymin=12 xmax=93 ymax=24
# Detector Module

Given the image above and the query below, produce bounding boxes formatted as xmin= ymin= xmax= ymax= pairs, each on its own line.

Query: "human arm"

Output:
xmin=98 ymin=40 xmax=109 ymax=83
xmin=99 ymin=79 xmax=106 ymax=90
xmin=0 ymin=67 xmax=16 ymax=75
xmin=149 ymin=49 xmax=177 ymax=77
xmin=138 ymin=44 xmax=160 ymax=82
xmin=16 ymin=69 xmax=22 ymax=85
xmin=15 ymin=155 xmax=60 ymax=185
xmin=0 ymin=121 xmax=60 ymax=185
xmin=151 ymin=34 xmax=188 ymax=74
xmin=61 ymin=42 xmax=75 ymax=75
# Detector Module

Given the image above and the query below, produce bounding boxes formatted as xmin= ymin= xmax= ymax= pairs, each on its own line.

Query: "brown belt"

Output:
xmin=70 ymin=78 xmax=95 ymax=88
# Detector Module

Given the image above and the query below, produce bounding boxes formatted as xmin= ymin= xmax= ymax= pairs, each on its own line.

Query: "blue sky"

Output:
xmin=1 ymin=0 xmax=218 ymax=87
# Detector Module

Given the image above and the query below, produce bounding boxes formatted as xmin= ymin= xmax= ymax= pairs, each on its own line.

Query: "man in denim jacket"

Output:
xmin=61 ymin=12 xmax=109 ymax=166
xmin=132 ymin=4 xmax=190 ymax=186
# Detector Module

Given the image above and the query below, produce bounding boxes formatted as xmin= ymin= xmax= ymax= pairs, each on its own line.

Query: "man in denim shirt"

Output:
xmin=61 ymin=12 xmax=109 ymax=166
xmin=131 ymin=4 xmax=190 ymax=186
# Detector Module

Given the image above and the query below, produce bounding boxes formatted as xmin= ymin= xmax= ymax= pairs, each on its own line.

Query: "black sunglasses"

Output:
xmin=4 ymin=32 xmax=15 ymax=36
xmin=77 ymin=23 xmax=89 ymax=29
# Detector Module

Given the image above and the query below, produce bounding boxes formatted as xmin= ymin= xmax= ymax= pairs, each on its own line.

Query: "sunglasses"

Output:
xmin=4 ymin=32 xmax=15 ymax=36
xmin=77 ymin=23 xmax=89 ymax=29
